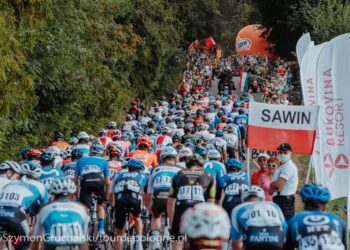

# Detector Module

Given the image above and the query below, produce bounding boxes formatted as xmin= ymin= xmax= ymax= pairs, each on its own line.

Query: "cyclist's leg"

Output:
xmin=114 ymin=197 xmax=127 ymax=250
xmin=150 ymin=198 xmax=167 ymax=249
xmin=171 ymin=202 xmax=190 ymax=250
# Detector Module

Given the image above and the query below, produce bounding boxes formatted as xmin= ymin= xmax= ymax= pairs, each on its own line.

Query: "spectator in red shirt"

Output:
xmin=251 ymin=153 xmax=269 ymax=185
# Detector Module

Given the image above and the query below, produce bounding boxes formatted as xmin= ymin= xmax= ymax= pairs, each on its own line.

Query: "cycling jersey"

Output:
xmin=286 ymin=210 xmax=346 ymax=250
xmin=231 ymin=201 xmax=287 ymax=250
xmin=61 ymin=161 xmax=77 ymax=179
xmin=224 ymin=133 xmax=239 ymax=147
xmin=0 ymin=177 xmax=11 ymax=190
xmin=98 ymin=136 xmax=112 ymax=146
xmin=209 ymin=137 xmax=227 ymax=153
xmin=147 ymin=164 xmax=182 ymax=199
xmin=129 ymin=149 xmax=158 ymax=170
xmin=220 ymin=172 xmax=249 ymax=214
xmin=110 ymin=171 xmax=148 ymax=196
xmin=155 ymin=135 xmax=173 ymax=158
xmin=0 ymin=177 xmax=49 ymax=215
xmin=40 ymin=167 xmax=64 ymax=190
xmin=233 ymin=114 xmax=248 ymax=127
xmin=75 ymin=156 xmax=110 ymax=178
xmin=32 ymin=199 xmax=90 ymax=246
xmin=108 ymin=160 xmax=123 ymax=178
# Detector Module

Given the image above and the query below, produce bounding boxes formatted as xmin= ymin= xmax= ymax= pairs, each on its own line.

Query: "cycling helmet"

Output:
xmin=50 ymin=177 xmax=77 ymax=195
xmin=172 ymin=134 xmax=181 ymax=143
xmin=207 ymin=149 xmax=221 ymax=160
xmin=46 ymin=146 xmax=61 ymax=156
xmin=187 ymin=154 xmax=205 ymax=167
xmin=215 ymin=130 xmax=224 ymax=137
xmin=40 ymin=152 xmax=55 ymax=165
xmin=54 ymin=131 xmax=64 ymax=140
xmin=160 ymin=146 xmax=178 ymax=160
xmin=89 ymin=144 xmax=104 ymax=156
xmin=163 ymin=127 xmax=172 ymax=135
xmin=108 ymin=145 xmax=123 ymax=156
xmin=71 ymin=148 xmax=84 ymax=160
xmin=77 ymin=131 xmax=90 ymax=140
xmin=194 ymin=146 xmax=207 ymax=157
xmin=98 ymin=128 xmax=107 ymax=136
xmin=179 ymin=147 xmax=193 ymax=158
xmin=27 ymin=148 xmax=41 ymax=158
xmin=137 ymin=137 xmax=153 ymax=148
xmin=108 ymin=121 xmax=117 ymax=129
xmin=62 ymin=150 xmax=72 ymax=159
xmin=69 ymin=136 xmax=78 ymax=145
xmin=300 ymin=183 xmax=330 ymax=203
xmin=225 ymin=159 xmax=242 ymax=170
xmin=0 ymin=161 xmax=22 ymax=174
xmin=241 ymin=185 xmax=265 ymax=202
xmin=20 ymin=161 xmax=42 ymax=179
xmin=20 ymin=147 xmax=32 ymax=159
xmin=127 ymin=159 xmax=145 ymax=171
xmin=180 ymin=203 xmax=230 ymax=248
xmin=146 ymin=129 xmax=155 ymax=136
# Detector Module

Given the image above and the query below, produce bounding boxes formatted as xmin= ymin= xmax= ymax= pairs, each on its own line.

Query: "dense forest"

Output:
xmin=1 ymin=0 xmax=350 ymax=160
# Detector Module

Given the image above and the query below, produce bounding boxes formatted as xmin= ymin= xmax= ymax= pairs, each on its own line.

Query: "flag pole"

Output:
xmin=246 ymin=148 xmax=250 ymax=178
xmin=305 ymin=156 xmax=313 ymax=184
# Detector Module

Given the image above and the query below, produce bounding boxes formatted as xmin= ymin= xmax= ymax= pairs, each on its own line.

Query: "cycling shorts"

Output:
xmin=171 ymin=201 xmax=201 ymax=241
xmin=239 ymin=126 xmax=246 ymax=140
xmin=151 ymin=197 xmax=167 ymax=218
xmin=114 ymin=193 xmax=141 ymax=230
xmin=0 ymin=206 xmax=30 ymax=250
xmin=226 ymin=146 xmax=236 ymax=159
xmin=244 ymin=226 xmax=284 ymax=250
xmin=222 ymin=196 xmax=241 ymax=216
xmin=79 ymin=173 xmax=105 ymax=207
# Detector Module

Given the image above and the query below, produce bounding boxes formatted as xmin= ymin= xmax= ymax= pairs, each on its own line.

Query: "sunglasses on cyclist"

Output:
xmin=267 ymin=163 xmax=278 ymax=168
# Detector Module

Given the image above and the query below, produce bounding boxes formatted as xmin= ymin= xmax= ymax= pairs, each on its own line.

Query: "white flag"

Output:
xmin=296 ymin=33 xmax=313 ymax=66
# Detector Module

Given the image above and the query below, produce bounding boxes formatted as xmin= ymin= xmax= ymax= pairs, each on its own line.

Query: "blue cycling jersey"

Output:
xmin=40 ymin=167 xmax=64 ymax=190
xmin=0 ymin=177 xmax=49 ymax=216
xmin=233 ymin=114 xmax=248 ymax=127
xmin=61 ymin=161 xmax=77 ymax=179
xmin=33 ymin=199 xmax=90 ymax=246
xmin=220 ymin=172 xmax=250 ymax=197
xmin=147 ymin=165 xmax=182 ymax=195
xmin=76 ymin=156 xmax=110 ymax=178
xmin=231 ymin=201 xmax=287 ymax=249
xmin=286 ymin=210 xmax=346 ymax=250
xmin=111 ymin=171 xmax=148 ymax=194
xmin=204 ymin=160 xmax=226 ymax=185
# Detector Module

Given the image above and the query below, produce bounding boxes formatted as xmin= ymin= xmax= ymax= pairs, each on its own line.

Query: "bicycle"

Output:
xmin=122 ymin=208 xmax=137 ymax=250
xmin=162 ymin=211 xmax=171 ymax=250
xmin=89 ymin=195 xmax=109 ymax=250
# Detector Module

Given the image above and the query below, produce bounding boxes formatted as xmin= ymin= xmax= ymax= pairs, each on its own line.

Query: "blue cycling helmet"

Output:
xmin=20 ymin=147 xmax=32 ymax=159
xmin=215 ymin=130 xmax=224 ymax=137
xmin=71 ymin=148 xmax=84 ymax=160
xmin=194 ymin=146 xmax=207 ymax=157
xmin=225 ymin=159 xmax=242 ymax=170
xmin=89 ymin=144 xmax=104 ymax=156
xmin=300 ymin=183 xmax=330 ymax=203
xmin=127 ymin=159 xmax=145 ymax=171
xmin=40 ymin=152 xmax=55 ymax=165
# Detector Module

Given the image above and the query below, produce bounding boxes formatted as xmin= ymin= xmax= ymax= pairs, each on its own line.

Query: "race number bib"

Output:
xmin=225 ymin=183 xmax=240 ymax=195
xmin=115 ymin=180 xmax=140 ymax=193
xmin=49 ymin=222 xmax=85 ymax=243
xmin=153 ymin=175 xmax=172 ymax=189
xmin=178 ymin=185 xmax=204 ymax=201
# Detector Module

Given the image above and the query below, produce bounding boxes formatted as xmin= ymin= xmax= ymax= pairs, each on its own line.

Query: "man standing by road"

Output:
xmin=269 ymin=143 xmax=298 ymax=221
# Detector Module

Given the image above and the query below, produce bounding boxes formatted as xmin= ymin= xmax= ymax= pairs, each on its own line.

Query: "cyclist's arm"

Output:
xmin=167 ymin=180 xmax=177 ymax=227
xmin=232 ymin=240 xmax=242 ymax=250
xmin=207 ymin=177 xmax=216 ymax=204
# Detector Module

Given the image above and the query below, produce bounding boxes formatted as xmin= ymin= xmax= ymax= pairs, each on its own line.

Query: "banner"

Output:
xmin=247 ymin=102 xmax=319 ymax=154
xmin=316 ymin=34 xmax=350 ymax=200
xmin=300 ymin=43 xmax=327 ymax=183
xmin=296 ymin=33 xmax=313 ymax=66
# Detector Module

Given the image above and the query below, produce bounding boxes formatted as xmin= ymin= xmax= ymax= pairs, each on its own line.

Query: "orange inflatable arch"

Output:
xmin=235 ymin=24 xmax=274 ymax=57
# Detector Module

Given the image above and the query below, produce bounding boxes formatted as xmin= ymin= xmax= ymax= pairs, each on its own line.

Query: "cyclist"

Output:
xmin=20 ymin=147 xmax=32 ymax=162
xmin=209 ymin=130 xmax=227 ymax=162
xmin=31 ymin=178 xmax=90 ymax=250
xmin=107 ymin=121 xmax=117 ymax=138
xmin=39 ymin=152 xmax=64 ymax=190
xmin=75 ymin=144 xmax=110 ymax=235
xmin=167 ymin=154 xmax=216 ymax=250
xmin=286 ymin=183 xmax=346 ymax=250
xmin=69 ymin=136 xmax=78 ymax=146
xmin=73 ymin=131 xmax=91 ymax=153
xmin=177 ymin=147 xmax=193 ymax=168
xmin=224 ymin=125 xmax=240 ymax=159
xmin=233 ymin=109 xmax=248 ymax=148
xmin=146 ymin=146 xmax=182 ymax=250
xmin=0 ymin=161 xmax=22 ymax=190
xmin=61 ymin=148 xmax=83 ymax=179
xmin=110 ymin=159 xmax=148 ymax=250
xmin=97 ymin=128 xmax=112 ymax=146
xmin=220 ymin=159 xmax=249 ymax=216
xmin=107 ymin=144 xmax=124 ymax=178
xmin=0 ymin=161 xmax=49 ymax=250
xmin=129 ymin=137 xmax=158 ymax=171
xmin=155 ymin=127 xmax=173 ymax=159
xmin=180 ymin=203 xmax=231 ymax=250
xmin=49 ymin=131 xmax=70 ymax=151
xmin=230 ymin=185 xmax=286 ymax=250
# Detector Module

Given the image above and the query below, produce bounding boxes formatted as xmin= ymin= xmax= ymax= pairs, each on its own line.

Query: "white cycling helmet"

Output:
xmin=0 ymin=161 xmax=22 ymax=174
xmin=178 ymin=147 xmax=193 ymax=158
xmin=180 ymin=203 xmax=230 ymax=248
xmin=50 ymin=177 xmax=77 ymax=195
xmin=108 ymin=121 xmax=117 ymax=128
xmin=160 ymin=146 xmax=178 ymax=160
xmin=241 ymin=185 xmax=265 ymax=202
xmin=20 ymin=161 xmax=42 ymax=179
xmin=77 ymin=131 xmax=90 ymax=140
xmin=207 ymin=149 xmax=221 ymax=160
xmin=46 ymin=146 xmax=62 ymax=156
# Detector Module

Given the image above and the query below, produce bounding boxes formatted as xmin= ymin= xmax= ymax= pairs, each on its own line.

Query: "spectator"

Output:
xmin=269 ymin=143 xmax=298 ymax=221
xmin=250 ymin=153 xmax=269 ymax=185
xmin=259 ymin=157 xmax=280 ymax=201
